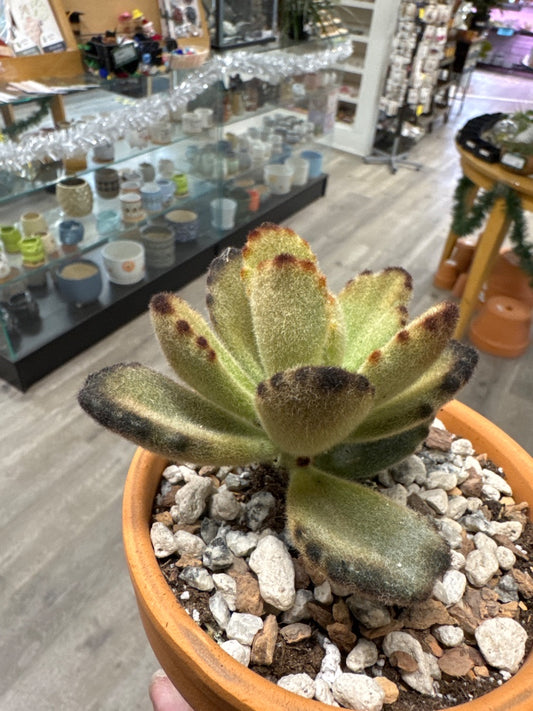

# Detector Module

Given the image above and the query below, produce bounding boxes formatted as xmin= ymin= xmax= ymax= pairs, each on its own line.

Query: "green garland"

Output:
xmin=1 ymin=96 xmax=54 ymax=141
xmin=451 ymin=175 xmax=533 ymax=283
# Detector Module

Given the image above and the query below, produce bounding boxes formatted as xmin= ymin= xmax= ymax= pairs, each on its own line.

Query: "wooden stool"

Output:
xmin=438 ymin=143 xmax=533 ymax=338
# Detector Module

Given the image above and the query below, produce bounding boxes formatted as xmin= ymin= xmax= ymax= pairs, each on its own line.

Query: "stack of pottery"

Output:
xmin=56 ymin=177 xmax=93 ymax=217
xmin=140 ymin=225 xmax=175 ymax=268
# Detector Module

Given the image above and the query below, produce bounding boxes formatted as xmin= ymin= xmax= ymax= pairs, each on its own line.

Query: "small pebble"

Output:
xmin=332 ymin=673 xmax=385 ymax=711
xmin=433 ymin=625 xmax=464 ymax=647
xmin=346 ymin=639 xmax=379 ymax=672
xmin=451 ymin=438 xmax=474 ymax=456
xmin=179 ymin=566 xmax=214 ymax=591
xmin=249 ymin=535 xmax=295 ymax=611
xmin=277 ymin=673 xmax=315 ymax=699
xmin=226 ymin=612 xmax=263 ymax=645
xmin=150 ymin=522 xmax=178 ymax=558
xmin=219 ymin=639 xmax=250 ymax=666
xmin=475 ymin=618 xmax=527 ymax=673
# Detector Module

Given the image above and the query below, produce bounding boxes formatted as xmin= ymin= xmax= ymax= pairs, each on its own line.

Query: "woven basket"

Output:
xmin=169 ymin=48 xmax=209 ymax=70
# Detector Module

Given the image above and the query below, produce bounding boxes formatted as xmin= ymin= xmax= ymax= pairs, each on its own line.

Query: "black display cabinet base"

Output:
xmin=1 ymin=175 xmax=327 ymax=391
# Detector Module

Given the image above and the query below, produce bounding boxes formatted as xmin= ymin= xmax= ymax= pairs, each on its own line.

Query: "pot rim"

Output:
xmin=122 ymin=400 xmax=533 ymax=711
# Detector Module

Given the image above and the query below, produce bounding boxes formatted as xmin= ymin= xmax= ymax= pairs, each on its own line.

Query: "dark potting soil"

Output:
xmin=156 ymin=453 xmax=533 ymax=711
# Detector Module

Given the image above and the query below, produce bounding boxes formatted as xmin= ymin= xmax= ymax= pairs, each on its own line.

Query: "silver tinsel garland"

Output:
xmin=0 ymin=40 xmax=352 ymax=176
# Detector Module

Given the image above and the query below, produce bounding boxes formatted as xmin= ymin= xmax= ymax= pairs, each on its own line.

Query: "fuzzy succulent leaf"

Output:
xmin=246 ymin=254 xmax=330 ymax=375
xmin=359 ymin=301 xmax=459 ymax=404
xmin=323 ymin=293 xmax=346 ymax=365
xmin=286 ymin=464 xmax=451 ymax=606
xmin=78 ymin=363 xmax=275 ymax=465
xmin=351 ymin=341 xmax=478 ymax=441
xmin=240 ymin=223 xmax=317 ymax=284
xmin=338 ymin=268 xmax=412 ymax=371
xmin=313 ymin=422 xmax=431 ymax=480
xmin=150 ymin=292 xmax=257 ymax=422
xmin=256 ymin=366 xmax=374 ymax=456
xmin=206 ymin=247 xmax=264 ymax=382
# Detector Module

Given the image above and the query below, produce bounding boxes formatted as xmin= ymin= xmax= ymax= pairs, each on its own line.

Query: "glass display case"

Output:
xmin=0 ymin=39 xmax=346 ymax=390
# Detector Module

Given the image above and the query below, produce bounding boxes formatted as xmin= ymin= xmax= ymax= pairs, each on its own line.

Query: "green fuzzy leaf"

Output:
xmin=206 ymin=247 xmax=264 ymax=382
xmin=78 ymin=363 xmax=275 ymax=465
xmin=338 ymin=268 xmax=413 ymax=371
xmin=313 ymin=422 xmax=431 ymax=480
xmin=323 ymin=293 xmax=346 ymax=365
xmin=286 ymin=465 xmax=450 ymax=605
xmin=150 ymin=293 xmax=257 ymax=422
xmin=241 ymin=222 xmax=317 ymax=285
xmin=351 ymin=341 xmax=478 ymax=441
xmin=247 ymin=255 xmax=330 ymax=375
xmin=256 ymin=366 xmax=374 ymax=456
xmin=359 ymin=301 xmax=460 ymax=404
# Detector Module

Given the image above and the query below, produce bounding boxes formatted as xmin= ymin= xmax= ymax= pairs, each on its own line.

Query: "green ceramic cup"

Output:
xmin=0 ymin=225 xmax=22 ymax=253
xmin=20 ymin=235 xmax=46 ymax=265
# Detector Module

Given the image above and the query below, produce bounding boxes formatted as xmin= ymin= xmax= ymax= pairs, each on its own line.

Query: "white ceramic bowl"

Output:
xmin=101 ymin=239 xmax=145 ymax=285
xmin=264 ymin=163 xmax=294 ymax=195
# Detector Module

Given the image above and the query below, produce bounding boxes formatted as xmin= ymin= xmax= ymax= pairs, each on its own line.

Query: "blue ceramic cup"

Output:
xmin=140 ymin=182 xmax=163 ymax=213
xmin=56 ymin=259 xmax=103 ymax=306
xmin=97 ymin=209 xmax=121 ymax=236
xmin=300 ymin=150 xmax=323 ymax=178
xmin=59 ymin=219 xmax=84 ymax=246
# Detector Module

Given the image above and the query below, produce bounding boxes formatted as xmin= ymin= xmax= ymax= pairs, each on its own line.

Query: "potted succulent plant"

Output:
xmin=78 ymin=223 xmax=533 ymax=710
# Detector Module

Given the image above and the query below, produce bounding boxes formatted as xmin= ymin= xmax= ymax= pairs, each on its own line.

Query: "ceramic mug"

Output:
xmin=95 ymin=167 xmax=120 ymax=200
xmin=194 ymin=107 xmax=214 ymax=129
xmin=140 ymin=183 xmax=163 ymax=213
xmin=210 ymin=198 xmax=237 ymax=231
xmin=150 ymin=121 xmax=173 ymax=145
xmin=139 ymin=162 xmax=156 ymax=182
xmin=156 ymin=179 xmax=175 ymax=206
xmin=140 ymin=225 xmax=175 ymax=268
xmin=287 ymin=157 xmax=309 ymax=186
xmin=97 ymin=209 xmax=122 ymax=236
xmin=59 ymin=219 xmax=85 ymax=246
xmin=101 ymin=239 xmax=145 ymax=285
xmin=56 ymin=259 xmax=103 ymax=306
xmin=172 ymin=173 xmax=189 ymax=197
xmin=264 ymin=163 xmax=294 ymax=195
xmin=20 ymin=235 xmax=45 ymax=265
xmin=158 ymin=159 xmax=175 ymax=179
xmin=121 ymin=180 xmax=143 ymax=195
xmin=120 ymin=193 xmax=146 ymax=223
xmin=0 ymin=224 xmax=22 ymax=252
xmin=165 ymin=210 xmax=199 ymax=242
xmin=182 ymin=112 xmax=203 ymax=135
xmin=8 ymin=290 xmax=40 ymax=324
xmin=300 ymin=150 xmax=323 ymax=179
xmin=93 ymin=140 xmax=115 ymax=163
xmin=20 ymin=212 xmax=47 ymax=237
xmin=56 ymin=177 xmax=93 ymax=217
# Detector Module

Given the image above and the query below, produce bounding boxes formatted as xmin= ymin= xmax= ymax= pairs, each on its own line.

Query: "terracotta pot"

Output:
xmin=469 ymin=296 xmax=532 ymax=358
xmin=483 ymin=249 xmax=533 ymax=309
xmin=433 ymin=259 xmax=459 ymax=290
xmin=122 ymin=400 xmax=533 ymax=711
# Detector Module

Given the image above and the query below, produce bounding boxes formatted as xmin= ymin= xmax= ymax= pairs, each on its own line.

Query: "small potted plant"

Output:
xmin=79 ymin=223 xmax=533 ymax=710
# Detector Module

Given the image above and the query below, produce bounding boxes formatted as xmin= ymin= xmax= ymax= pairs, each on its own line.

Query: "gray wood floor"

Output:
xmin=1 ymin=69 xmax=533 ymax=711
